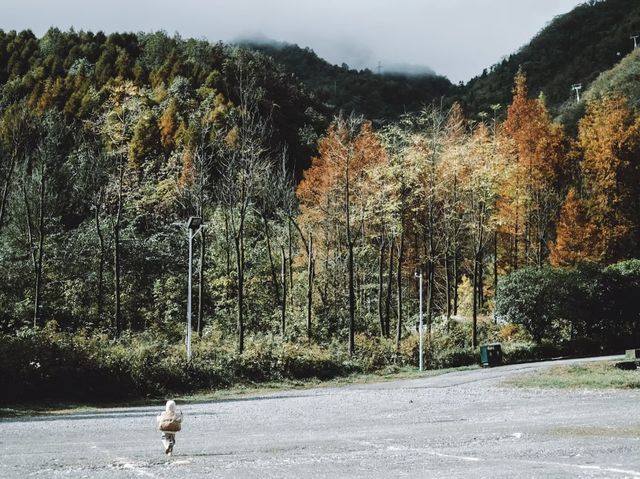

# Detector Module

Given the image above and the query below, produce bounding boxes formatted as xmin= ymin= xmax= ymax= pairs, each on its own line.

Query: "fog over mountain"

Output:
xmin=4 ymin=0 xmax=585 ymax=82
xmin=237 ymin=35 xmax=438 ymax=77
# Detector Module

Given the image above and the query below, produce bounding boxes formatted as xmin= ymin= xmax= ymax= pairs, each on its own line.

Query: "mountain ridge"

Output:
xmin=459 ymin=0 xmax=640 ymax=116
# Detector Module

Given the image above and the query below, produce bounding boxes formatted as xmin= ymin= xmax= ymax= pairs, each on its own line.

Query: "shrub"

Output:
xmin=280 ymin=342 xmax=348 ymax=379
xmin=499 ymin=323 xmax=531 ymax=342
xmin=495 ymin=266 xmax=567 ymax=342
xmin=496 ymin=260 xmax=640 ymax=350
xmin=502 ymin=342 xmax=561 ymax=364
xmin=429 ymin=347 xmax=477 ymax=369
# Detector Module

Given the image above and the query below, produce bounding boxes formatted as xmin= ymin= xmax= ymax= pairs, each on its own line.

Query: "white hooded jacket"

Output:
xmin=157 ymin=400 xmax=183 ymax=432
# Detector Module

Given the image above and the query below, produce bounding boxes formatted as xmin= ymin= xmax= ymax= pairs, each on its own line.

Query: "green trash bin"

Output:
xmin=480 ymin=343 xmax=502 ymax=367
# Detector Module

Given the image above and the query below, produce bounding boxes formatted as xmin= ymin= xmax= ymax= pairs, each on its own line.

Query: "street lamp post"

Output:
xmin=186 ymin=216 xmax=204 ymax=361
xmin=415 ymin=270 xmax=424 ymax=371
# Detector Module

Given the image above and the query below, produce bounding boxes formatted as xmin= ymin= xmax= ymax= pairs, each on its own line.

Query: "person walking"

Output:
xmin=157 ymin=400 xmax=183 ymax=455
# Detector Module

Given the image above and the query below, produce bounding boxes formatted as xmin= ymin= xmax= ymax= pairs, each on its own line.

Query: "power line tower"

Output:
xmin=571 ymin=83 xmax=582 ymax=103
xmin=377 ymin=61 xmax=382 ymax=75
xmin=632 ymin=34 xmax=639 ymax=49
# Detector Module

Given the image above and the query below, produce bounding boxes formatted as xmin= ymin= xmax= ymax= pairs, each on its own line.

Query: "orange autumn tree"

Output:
xmin=498 ymin=72 xmax=567 ymax=269
xmin=549 ymin=188 xmax=597 ymax=266
xmin=297 ymin=117 xmax=385 ymax=354
xmin=159 ymin=98 xmax=179 ymax=150
xmin=572 ymin=96 xmax=640 ymax=263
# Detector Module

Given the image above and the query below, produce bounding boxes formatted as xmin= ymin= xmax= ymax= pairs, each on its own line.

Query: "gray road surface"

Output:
xmin=2 ymin=355 xmax=640 ymax=478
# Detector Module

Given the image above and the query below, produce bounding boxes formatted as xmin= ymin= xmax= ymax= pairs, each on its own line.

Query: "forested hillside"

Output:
xmin=243 ymin=41 xmax=456 ymax=120
xmin=460 ymin=0 xmax=640 ymax=116
xmin=0 ymin=28 xmax=331 ymax=342
xmin=0 ymin=29 xmax=329 ymax=173
xmin=584 ymin=46 xmax=640 ymax=108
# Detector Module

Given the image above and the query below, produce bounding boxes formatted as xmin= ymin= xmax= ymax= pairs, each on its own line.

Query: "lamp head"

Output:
xmin=187 ymin=216 xmax=202 ymax=230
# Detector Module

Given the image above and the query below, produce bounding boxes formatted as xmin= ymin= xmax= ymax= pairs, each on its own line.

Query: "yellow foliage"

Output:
xmin=159 ymin=99 xmax=178 ymax=149
xmin=576 ymin=96 xmax=640 ymax=263
xmin=178 ymin=149 xmax=194 ymax=188
xmin=499 ymin=323 xmax=530 ymax=342
xmin=225 ymin=126 xmax=239 ymax=148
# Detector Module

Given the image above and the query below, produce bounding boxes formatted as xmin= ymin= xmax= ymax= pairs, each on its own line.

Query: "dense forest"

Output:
xmin=0 ymin=29 xmax=330 ymax=173
xmin=243 ymin=41 xmax=457 ymax=120
xmin=2 ymin=0 xmax=640 ymax=403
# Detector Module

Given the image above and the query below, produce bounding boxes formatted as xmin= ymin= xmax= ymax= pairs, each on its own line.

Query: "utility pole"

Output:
xmin=571 ymin=83 xmax=582 ymax=103
xmin=415 ymin=270 xmax=424 ymax=371
xmin=632 ymin=34 xmax=639 ymax=49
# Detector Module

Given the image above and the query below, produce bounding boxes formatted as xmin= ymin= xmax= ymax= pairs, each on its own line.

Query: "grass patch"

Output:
xmin=506 ymin=361 xmax=640 ymax=390
xmin=550 ymin=425 xmax=640 ymax=438
xmin=0 ymin=365 xmax=478 ymax=418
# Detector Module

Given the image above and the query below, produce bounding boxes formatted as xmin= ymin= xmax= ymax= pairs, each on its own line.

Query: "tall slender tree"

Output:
xmin=575 ymin=96 xmax=640 ymax=262
xmin=499 ymin=72 xmax=567 ymax=269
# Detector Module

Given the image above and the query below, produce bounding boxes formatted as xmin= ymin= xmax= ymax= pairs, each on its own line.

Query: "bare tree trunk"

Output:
xmin=426 ymin=227 xmax=435 ymax=335
xmin=472 ymin=254 xmax=478 ymax=349
xmin=523 ymin=191 xmax=530 ymax=266
xmin=197 ymin=228 xmax=206 ymax=336
xmin=444 ymin=253 xmax=451 ymax=324
xmin=320 ymin=251 xmax=329 ymax=309
xmin=396 ymin=230 xmax=404 ymax=349
xmin=235 ymin=231 xmax=245 ymax=354
xmin=357 ymin=268 xmax=363 ymax=320
xmin=34 ymin=169 xmax=45 ymax=328
xmin=426 ymin=258 xmax=434 ymax=335
xmin=385 ymin=238 xmax=394 ymax=338
xmin=537 ymin=224 xmax=544 ymax=269
xmin=0 ymin=156 xmax=16 ymax=233
xmin=113 ymin=163 xmax=124 ymax=337
xmin=345 ymin=164 xmax=356 ymax=356
xmin=358 ymin=218 xmax=367 ymax=317
xmin=452 ymin=173 xmax=460 ymax=317
xmin=472 ymin=203 xmax=485 ymax=349
xmin=525 ymin=201 xmax=531 ymax=266
xmin=224 ymin=211 xmax=231 ymax=276
xmin=493 ymin=230 xmax=498 ymax=309
xmin=281 ymin=244 xmax=287 ymax=337
xmin=306 ymin=233 xmax=313 ymax=341
xmin=348 ymin=239 xmax=356 ymax=355
xmin=23 ymin=183 xmax=38 ymax=328
xmin=23 ymin=186 xmax=36 ymax=272
xmin=287 ymin=218 xmax=293 ymax=293
xmin=95 ymin=189 xmax=105 ymax=323
xmin=478 ymin=252 xmax=484 ymax=310
xmin=377 ymin=237 xmax=386 ymax=337
xmin=262 ymin=213 xmax=280 ymax=305
xmin=453 ymin=246 xmax=459 ymax=316
xmin=514 ymin=207 xmax=519 ymax=270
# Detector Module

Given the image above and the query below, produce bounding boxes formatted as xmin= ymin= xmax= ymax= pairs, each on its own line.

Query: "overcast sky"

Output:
xmin=3 ymin=0 xmax=585 ymax=82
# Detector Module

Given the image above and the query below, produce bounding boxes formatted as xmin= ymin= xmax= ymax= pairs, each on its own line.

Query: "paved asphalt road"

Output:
xmin=2 ymin=355 xmax=640 ymax=478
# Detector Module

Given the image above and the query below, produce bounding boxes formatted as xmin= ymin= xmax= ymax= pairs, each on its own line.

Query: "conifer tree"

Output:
xmin=577 ymin=96 xmax=640 ymax=262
